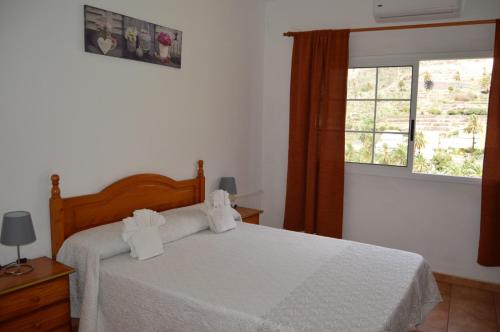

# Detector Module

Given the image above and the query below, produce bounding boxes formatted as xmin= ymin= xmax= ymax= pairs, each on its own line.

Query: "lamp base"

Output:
xmin=4 ymin=263 xmax=33 ymax=276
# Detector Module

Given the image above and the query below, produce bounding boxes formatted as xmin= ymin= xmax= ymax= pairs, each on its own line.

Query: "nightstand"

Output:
xmin=235 ymin=206 xmax=262 ymax=225
xmin=0 ymin=257 xmax=74 ymax=332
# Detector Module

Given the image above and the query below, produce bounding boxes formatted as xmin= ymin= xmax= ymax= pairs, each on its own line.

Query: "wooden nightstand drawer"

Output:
xmin=244 ymin=214 xmax=259 ymax=225
xmin=0 ymin=300 xmax=70 ymax=332
xmin=0 ymin=276 xmax=69 ymax=322
xmin=235 ymin=207 xmax=262 ymax=225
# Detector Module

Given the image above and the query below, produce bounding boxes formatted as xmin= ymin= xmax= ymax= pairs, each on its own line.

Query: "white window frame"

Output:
xmin=346 ymin=65 xmax=413 ymax=167
xmin=346 ymin=51 xmax=492 ymax=185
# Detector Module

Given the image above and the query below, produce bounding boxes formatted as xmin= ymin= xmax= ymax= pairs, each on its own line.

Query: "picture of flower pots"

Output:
xmin=154 ymin=27 xmax=182 ymax=67
xmin=84 ymin=5 xmax=182 ymax=69
xmin=125 ymin=26 xmax=138 ymax=52
xmin=157 ymin=32 xmax=171 ymax=61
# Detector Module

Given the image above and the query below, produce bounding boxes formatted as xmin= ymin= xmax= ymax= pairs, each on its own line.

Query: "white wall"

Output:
xmin=1 ymin=0 xmax=499 ymax=284
xmin=0 ymin=0 xmax=265 ymax=265
xmin=262 ymin=0 xmax=500 ymax=283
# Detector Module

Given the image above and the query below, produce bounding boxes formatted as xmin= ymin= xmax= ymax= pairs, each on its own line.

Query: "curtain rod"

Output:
xmin=283 ymin=19 xmax=496 ymax=36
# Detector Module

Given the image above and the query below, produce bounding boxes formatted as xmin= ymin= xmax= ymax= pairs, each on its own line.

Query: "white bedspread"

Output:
xmin=59 ymin=223 xmax=441 ymax=332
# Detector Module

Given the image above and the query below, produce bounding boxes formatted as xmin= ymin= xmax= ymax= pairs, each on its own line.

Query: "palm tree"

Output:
xmin=431 ymin=149 xmax=453 ymax=173
xmin=480 ymin=70 xmax=491 ymax=94
xmin=414 ymin=132 xmax=426 ymax=154
xmin=423 ymin=72 xmax=434 ymax=90
xmin=464 ymin=114 xmax=483 ymax=151
xmin=460 ymin=156 xmax=482 ymax=177
xmin=378 ymin=144 xmax=391 ymax=165
xmin=359 ymin=133 xmax=373 ymax=163
xmin=414 ymin=154 xmax=430 ymax=173
xmin=391 ymin=144 xmax=407 ymax=166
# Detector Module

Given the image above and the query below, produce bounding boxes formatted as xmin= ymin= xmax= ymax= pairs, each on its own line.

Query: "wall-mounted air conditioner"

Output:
xmin=373 ymin=0 xmax=463 ymax=23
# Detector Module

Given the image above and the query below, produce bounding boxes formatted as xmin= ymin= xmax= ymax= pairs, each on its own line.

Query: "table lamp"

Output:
xmin=219 ymin=177 xmax=237 ymax=207
xmin=1 ymin=211 xmax=36 ymax=276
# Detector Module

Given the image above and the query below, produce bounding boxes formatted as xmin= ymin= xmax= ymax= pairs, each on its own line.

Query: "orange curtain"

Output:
xmin=478 ymin=20 xmax=500 ymax=266
xmin=283 ymin=30 xmax=349 ymax=238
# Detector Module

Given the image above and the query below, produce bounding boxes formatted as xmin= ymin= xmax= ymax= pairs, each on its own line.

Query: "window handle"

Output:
xmin=410 ymin=120 xmax=415 ymax=141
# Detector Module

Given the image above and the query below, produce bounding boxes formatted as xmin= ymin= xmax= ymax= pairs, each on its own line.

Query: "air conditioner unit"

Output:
xmin=373 ymin=0 xmax=463 ymax=23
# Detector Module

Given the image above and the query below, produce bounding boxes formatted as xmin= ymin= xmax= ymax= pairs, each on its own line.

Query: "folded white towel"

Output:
xmin=210 ymin=190 xmax=229 ymax=208
xmin=204 ymin=190 xmax=237 ymax=233
xmin=206 ymin=206 xmax=236 ymax=233
xmin=122 ymin=209 xmax=166 ymax=260
xmin=132 ymin=209 xmax=166 ymax=227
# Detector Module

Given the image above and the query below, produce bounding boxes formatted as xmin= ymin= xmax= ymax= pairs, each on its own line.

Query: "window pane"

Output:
xmin=377 ymin=67 xmax=412 ymax=99
xmin=346 ymin=101 xmax=375 ymax=131
xmin=413 ymin=58 xmax=493 ymax=177
xmin=345 ymin=132 xmax=373 ymax=164
xmin=347 ymin=68 xmax=376 ymax=99
xmin=345 ymin=66 xmax=412 ymax=166
xmin=375 ymin=101 xmax=411 ymax=133
xmin=374 ymin=133 xmax=408 ymax=166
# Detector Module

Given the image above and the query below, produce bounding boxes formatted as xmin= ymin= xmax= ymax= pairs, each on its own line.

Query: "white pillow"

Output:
xmin=159 ymin=203 xmax=239 ymax=237
xmin=158 ymin=206 xmax=210 ymax=243
xmin=160 ymin=203 xmax=205 ymax=216
xmin=58 ymin=204 xmax=212 ymax=262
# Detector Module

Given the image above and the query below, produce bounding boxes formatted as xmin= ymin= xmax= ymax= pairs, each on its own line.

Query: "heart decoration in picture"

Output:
xmin=84 ymin=5 xmax=182 ymax=68
xmin=97 ymin=36 xmax=116 ymax=55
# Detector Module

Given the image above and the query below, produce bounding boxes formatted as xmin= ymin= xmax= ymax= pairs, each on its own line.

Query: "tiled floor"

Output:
xmin=413 ymin=281 xmax=500 ymax=332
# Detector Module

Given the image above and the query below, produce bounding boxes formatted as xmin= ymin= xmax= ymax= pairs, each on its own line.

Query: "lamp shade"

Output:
xmin=219 ymin=177 xmax=237 ymax=195
xmin=1 ymin=211 xmax=36 ymax=246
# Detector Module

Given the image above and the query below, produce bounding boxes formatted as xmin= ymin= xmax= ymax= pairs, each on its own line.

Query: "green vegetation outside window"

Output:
xmin=346 ymin=66 xmax=412 ymax=166
xmin=345 ymin=58 xmax=493 ymax=179
xmin=413 ymin=59 xmax=492 ymax=178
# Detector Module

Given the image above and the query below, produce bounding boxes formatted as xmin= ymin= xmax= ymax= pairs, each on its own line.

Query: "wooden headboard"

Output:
xmin=49 ymin=160 xmax=205 ymax=258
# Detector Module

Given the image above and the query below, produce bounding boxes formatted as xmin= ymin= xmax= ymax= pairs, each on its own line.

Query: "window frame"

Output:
xmin=346 ymin=51 xmax=492 ymax=185
xmin=346 ymin=65 xmax=414 ymax=167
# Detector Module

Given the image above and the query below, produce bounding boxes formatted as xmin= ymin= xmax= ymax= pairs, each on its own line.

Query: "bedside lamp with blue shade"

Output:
xmin=1 ymin=211 xmax=36 ymax=276
xmin=219 ymin=177 xmax=237 ymax=207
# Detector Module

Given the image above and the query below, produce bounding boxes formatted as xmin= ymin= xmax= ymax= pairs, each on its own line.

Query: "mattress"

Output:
xmin=92 ymin=223 xmax=440 ymax=331
xmin=57 ymin=215 xmax=441 ymax=332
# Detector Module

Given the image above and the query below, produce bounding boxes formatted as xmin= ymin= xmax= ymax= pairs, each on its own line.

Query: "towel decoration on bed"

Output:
xmin=204 ymin=190 xmax=238 ymax=233
xmin=121 ymin=209 xmax=166 ymax=260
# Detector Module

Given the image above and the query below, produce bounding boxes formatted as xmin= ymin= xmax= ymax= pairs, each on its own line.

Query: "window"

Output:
xmin=413 ymin=59 xmax=493 ymax=178
xmin=345 ymin=58 xmax=493 ymax=179
xmin=346 ymin=66 xmax=413 ymax=166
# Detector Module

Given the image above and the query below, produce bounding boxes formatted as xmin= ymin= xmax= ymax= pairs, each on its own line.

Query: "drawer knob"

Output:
xmin=34 ymin=322 xmax=42 ymax=329
xmin=32 ymin=296 xmax=41 ymax=303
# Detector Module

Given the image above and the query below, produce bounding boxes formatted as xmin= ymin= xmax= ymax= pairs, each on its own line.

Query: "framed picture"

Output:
xmin=84 ymin=5 xmax=182 ymax=68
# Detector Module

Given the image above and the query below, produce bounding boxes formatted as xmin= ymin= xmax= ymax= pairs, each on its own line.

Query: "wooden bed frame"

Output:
xmin=49 ymin=160 xmax=205 ymax=258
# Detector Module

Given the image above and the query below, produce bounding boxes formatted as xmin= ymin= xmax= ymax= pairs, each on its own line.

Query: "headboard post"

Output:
xmin=50 ymin=175 xmax=64 ymax=259
xmin=197 ymin=160 xmax=205 ymax=202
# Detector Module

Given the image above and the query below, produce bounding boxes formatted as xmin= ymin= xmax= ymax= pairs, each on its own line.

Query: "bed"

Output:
xmin=50 ymin=160 xmax=441 ymax=332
